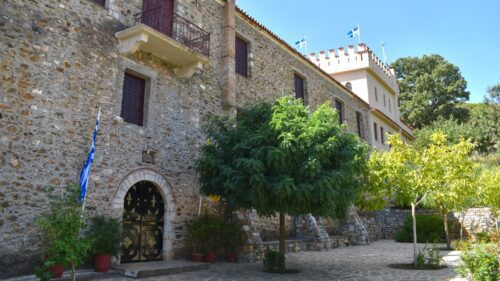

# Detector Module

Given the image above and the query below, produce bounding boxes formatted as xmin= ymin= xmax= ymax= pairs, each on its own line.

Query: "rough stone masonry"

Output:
xmin=0 ymin=0 xmax=371 ymax=277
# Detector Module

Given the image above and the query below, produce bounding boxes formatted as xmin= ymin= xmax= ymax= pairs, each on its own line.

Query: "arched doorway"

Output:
xmin=121 ymin=181 xmax=165 ymax=263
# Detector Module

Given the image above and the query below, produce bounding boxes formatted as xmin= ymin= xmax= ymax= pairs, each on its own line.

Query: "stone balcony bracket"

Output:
xmin=115 ymin=24 xmax=209 ymax=79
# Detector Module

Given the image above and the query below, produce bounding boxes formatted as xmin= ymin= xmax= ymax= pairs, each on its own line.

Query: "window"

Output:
xmin=356 ymin=112 xmax=363 ymax=138
xmin=373 ymin=122 xmax=378 ymax=141
xmin=375 ymin=87 xmax=378 ymax=101
xmin=345 ymin=82 xmax=352 ymax=90
xmin=121 ymin=73 xmax=146 ymax=126
xmin=380 ymin=126 xmax=385 ymax=144
xmin=235 ymin=36 xmax=248 ymax=77
xmin=93 ymin=0 xmax=106 ymax=6
xmin=389 ymin=99 xmax=392 ymax=112
xmin=383 ymin=94 xmax=386 ymax=107
xmin=335 ymin=100 xmax=344 ymax=124
xmin=294 ymin=74 xmax=305 ymax=101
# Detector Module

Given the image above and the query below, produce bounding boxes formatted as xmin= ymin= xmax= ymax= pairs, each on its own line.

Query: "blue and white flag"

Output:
xmin=295 ymin=38 xmax=307 ymax=48
xmin=79 ymin=109 xmax=101 ymax=202
xmin=347 ymin=26 xmax=360 ymax=38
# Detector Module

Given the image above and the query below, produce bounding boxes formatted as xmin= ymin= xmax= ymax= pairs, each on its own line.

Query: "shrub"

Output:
xmin=87 ymin=216 xmax=122 ymax=256
xmin=395 ymin=214 xmax=453 ymax=243
xmin=263 ymin=250 xmax=285 ymax=273
xmin=185 ymin=215 xmax=225 ymax=254
xmin=222 ymin=221 xmax=245 ymax=253
xmin=458 ymin=244 xmax=499 ymax=281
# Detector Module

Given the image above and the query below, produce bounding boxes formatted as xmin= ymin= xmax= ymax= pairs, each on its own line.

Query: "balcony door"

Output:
xmin=142 ymin=0 xmax=174 ymax=36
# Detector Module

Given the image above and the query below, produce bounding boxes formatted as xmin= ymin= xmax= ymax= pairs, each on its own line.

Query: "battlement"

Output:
xmin=310 ymin=44 xmax=398 ymax=93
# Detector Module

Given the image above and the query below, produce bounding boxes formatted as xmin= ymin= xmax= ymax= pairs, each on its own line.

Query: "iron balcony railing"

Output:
xmin=134 ymin=4 xmax=210 ymax=57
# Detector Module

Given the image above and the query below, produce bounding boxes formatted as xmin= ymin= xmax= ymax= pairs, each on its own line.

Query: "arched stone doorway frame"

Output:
xmin=112 ymin=168 xmax=176 ymax=261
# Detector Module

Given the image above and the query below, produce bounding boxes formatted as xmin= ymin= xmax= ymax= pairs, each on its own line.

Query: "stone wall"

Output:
xmin=359 ymin=207 xmax=498 ymax=241
xmin=0 ymin=0 xmax=372 ymax=277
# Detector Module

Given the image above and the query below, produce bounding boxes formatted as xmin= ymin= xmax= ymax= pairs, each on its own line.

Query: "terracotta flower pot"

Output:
xmin=227 ymin=252 xmax=237 ymax=262
xmin=191 ymin=253 xmax=203 ymax=262
xmin=93 ymin=254 xmax=112 ymax=273
xmin=205 ymin=251 xmax=216 ymax=263
xmin=48 ymin=263 xmax=64 ymax=278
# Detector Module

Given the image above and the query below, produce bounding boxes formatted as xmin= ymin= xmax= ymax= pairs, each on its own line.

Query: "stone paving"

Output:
xmin=100 ymin=240 xmax=466 ymax=281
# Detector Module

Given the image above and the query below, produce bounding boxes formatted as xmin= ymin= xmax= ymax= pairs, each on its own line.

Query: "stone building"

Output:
xmin=0 ymin=0 xmax=372 ymax=277
xmin=310 ymin=44 xmax=414 ymax=150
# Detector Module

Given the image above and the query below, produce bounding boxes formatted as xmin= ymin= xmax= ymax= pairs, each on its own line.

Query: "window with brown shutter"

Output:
xmin=121 ymin=73 xmax=146 ymax=126
xmin=356 ymin=111 xmax=363 ymax=138
xmin=335 ymin=100 xmax=344 ymax=124
xmin=93 ymin=0 xmax=106 ymax=6
xmin=294 ymin=74 xmax=304 ymax=102
xmin=235 ymin=37 xmax=248 ymax=77
xmin=374 ymin=122 xmax=378 ymax=141
xmin=380 ymin=126 xmax=385 ymax=144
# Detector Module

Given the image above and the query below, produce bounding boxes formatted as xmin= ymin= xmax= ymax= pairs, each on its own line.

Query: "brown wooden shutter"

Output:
xmin=356 ymin=112 xmax=362 ymax=137
xmin=93 ymin=0 xmax=106 ymax=6
xmin=335 ymin=100 xmax=343 ymax=124
xmin=294 ymin=74 xmax=304 ymax=101
xmin=121 ymin=73 xmax=146 ymax=126
xmin=235 ymin=37 xmax=248 ymax=77
xmin=142 ymin=0 xmax=174 ymax=36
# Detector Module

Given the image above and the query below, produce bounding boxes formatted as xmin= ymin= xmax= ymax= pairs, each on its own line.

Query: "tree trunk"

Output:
xmin=411 ymin=202 xmax=417 ymax=268
xmin=71 ymin=262 xmax=76 ymax=281
xmin=278 ymin=212 xmax=286 ymax=271
xmin=444 ymin=214 xmax=451 ymax=250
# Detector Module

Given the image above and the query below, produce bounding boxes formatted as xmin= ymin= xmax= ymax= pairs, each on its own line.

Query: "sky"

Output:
xmin=236 ymin=0 xmax=500 ymax=103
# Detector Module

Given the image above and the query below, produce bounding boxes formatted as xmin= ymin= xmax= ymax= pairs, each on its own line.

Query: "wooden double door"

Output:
xmin=121 ymin=181 xmax=165 ymax=263
xmin=141 ymin=0 xmax=175 ymax=36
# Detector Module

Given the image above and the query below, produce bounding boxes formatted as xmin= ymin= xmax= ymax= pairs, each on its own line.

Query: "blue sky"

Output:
xmin=236 ymin=0 xmax=500 ymax=103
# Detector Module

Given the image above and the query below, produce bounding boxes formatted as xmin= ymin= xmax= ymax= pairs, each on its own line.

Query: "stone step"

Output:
xmin=5 ymin=269 xmax=121 ymax=281
xmin=112 ymin=260 xmax=211 ymax=279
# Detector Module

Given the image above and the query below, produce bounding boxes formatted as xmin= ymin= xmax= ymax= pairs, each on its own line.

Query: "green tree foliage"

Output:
xmin=458 ymin=102 xmax=500 ymax=154
xmin=37 ymin=185 xmax=91 ymax=281
xmin=395 ymin=214 xmax=453 ymax=243
xmin=392 ymin=54 xmax=470 ymax=129
xmin=485 ymin=83 xmax=500 ymax=105
xmin=196 ymin=97 xmax=368 ymax=271
xmin=414 ymin=118 xmax=474 ymax=150
xmin=367 ymin=132 xmax=475 ymax=266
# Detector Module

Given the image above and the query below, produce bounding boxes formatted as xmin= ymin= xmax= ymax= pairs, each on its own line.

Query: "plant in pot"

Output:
xmin=87 ymin=216 xmax=122 ymax=272
xmin=36 ymin=185 xmax=91 ymax=281
xmin=185 ymin=217 xmax=205 ymax=262
xmin=223 ymin=221 xmax=244 ymax=262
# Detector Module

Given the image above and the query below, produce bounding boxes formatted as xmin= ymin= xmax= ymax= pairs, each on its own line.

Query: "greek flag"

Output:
xmin=348 ymin=27 xmax=360 ymax=38
xmin=295 ymin=38 xmax=307 ymax=48
xmin=79 ymin=109 xmax=101 ymax=202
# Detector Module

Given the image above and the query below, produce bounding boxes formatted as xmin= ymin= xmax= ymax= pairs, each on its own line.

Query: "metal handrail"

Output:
xmin=134 ymin=5 xmax=210 ymax=56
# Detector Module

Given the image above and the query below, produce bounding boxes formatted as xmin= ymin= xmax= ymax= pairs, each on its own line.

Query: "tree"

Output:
xmin=392 ymin=54 xmax=470 ymax=128
xmin=196 ymin=97 xmax=368 ymax=272
xmin=413 ymin=117 xmax=474 ymax=150
xmin=37 ymin=185 xmax=91 ymax=281
xmin=459 ymin=102 xmax=499 ymax=154
xmin=485 ymin=83 xmax=500 ymax=105
xmin=368 ymin=133 xmax=475 ymax=266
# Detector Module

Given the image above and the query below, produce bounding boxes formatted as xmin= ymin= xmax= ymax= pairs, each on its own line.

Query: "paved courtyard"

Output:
xmin=101 ymin=240 xmax=465 ymax=281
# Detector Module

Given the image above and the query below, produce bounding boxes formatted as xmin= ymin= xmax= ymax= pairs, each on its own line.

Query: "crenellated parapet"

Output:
xmin=310 ymin=44 xmax=398 ymax=94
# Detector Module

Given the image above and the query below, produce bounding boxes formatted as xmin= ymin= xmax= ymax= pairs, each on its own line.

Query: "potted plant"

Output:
xmin=186 ymin=215 xmax=225 ymax=262
xmin=185 ymin=218 xmax=205 ymax=262
xmin=87 ymin=216 xmax=122 ymax=272
xmin=37 ymin=185 xmax=91 ymax=280
xmin=223 ymin=221 xmax=244 ymax=262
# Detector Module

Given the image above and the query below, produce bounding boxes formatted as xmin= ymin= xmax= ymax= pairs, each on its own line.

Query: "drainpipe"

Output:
xmin=220 ymin=0 xmax=237 ymax=117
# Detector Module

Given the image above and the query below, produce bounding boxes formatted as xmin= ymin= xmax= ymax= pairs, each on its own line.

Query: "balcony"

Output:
xmin=116 ymin=4 xmax=210 ymax=79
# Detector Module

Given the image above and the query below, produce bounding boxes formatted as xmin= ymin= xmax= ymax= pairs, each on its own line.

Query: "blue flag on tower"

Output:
xmin=295 ymin=38 xmax=307 ymax=48
xmin=79 ymin=109 xmax=101 ymax=202
xmin=347 ymin=26 xmax=360 ymax=38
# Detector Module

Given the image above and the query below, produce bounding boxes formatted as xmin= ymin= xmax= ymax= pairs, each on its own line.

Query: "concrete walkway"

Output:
xmin=99 ymin=240 xmax=466 ymax=281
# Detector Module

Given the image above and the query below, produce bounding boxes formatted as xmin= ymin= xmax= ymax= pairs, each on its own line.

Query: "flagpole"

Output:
xmin=382 ymin=41 xmax=387 ymax=65
xmin=358 ymin=24 xmax=361 ymax=44
xmin=80 ymin=107 xmax=101 ymax=219
xmin=304 ymin=35 xmax=309 ymax=58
